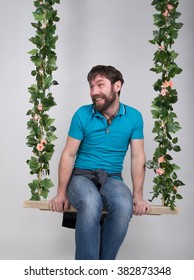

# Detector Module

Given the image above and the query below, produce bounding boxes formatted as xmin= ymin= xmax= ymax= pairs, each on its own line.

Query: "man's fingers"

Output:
xmin=50 ymin=198 xmax=64 ymax=212
xmin=133 ymin=200 xmax=150 ymax=215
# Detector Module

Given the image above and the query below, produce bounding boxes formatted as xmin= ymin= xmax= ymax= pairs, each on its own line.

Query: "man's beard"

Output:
xmin=92 ymin=90 xmax=117 ymax=112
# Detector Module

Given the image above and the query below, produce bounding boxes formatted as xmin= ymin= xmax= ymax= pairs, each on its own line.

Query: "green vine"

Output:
xmin=26 ymin=0 xmax=60 ymax=200
xmin=146 ymin=0 xmax=185 ymax=209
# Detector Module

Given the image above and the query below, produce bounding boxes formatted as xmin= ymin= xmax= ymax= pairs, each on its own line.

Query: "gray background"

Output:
xmin=0 ymin=0 xmax=193 ymax=259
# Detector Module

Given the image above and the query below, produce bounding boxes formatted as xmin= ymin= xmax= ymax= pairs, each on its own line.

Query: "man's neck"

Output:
xmin=102 ymin=101 xmax=120 ymax=120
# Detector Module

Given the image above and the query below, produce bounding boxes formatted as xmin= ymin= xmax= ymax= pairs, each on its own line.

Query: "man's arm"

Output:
xmin=50 ymin=136 xmax=81 ymax=212
xmin=130 ymin=139 xmax=150 ymax=215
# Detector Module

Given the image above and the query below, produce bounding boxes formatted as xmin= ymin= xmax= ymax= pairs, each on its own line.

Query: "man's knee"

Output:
xmin=79 ymin=195 xmax=103 ymax=210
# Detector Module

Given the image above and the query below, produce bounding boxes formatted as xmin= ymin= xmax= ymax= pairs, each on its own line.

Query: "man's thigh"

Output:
xmin=100 ymin=177 xmax=133 ymax=208
xmin=67 ymin=175 xmax=101 ymax=207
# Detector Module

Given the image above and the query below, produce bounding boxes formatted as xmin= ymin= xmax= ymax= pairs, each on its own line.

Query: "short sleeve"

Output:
xmin=131 ymin=111 xmax=144 ymax=140
xmin=68 ymin=109 xmax=84 ymax=140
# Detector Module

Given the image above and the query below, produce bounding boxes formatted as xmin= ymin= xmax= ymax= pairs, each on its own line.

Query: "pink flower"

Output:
xmin=39 ymin=68 xmax=44 ymax=75
xmin=42 ymin=23 xmax=47 ymax=29
xmin=173 ymin=186 xmax=177 ymax=191
xmin=33 ymin=114 xmax=40 ymax=121
xmin=163 ymin=10 xmax=169 ymax=17
xmin=162 ymin=80 xmax=173 ymax=88
xmin=160 ymin=122 xmax=166 ymax=128
xmin=158 ymin=45 xmax=165 ymax=51
xmin=36 ymin=143 xmax=44 ymax=152
xmin=167 ymin=4 xmax=174 ymax=11
xmin=156 ymin=168 xmax=165 ymax=176
xmin=37 ymin=104 xmax=43 ymax=111
xmin=40 ymin=139 xmax=47 ymax=145
xmin=160 ymin=88 xmax=167 ymax=96
xmin=158 ymin=156 xmax=165 ymax=163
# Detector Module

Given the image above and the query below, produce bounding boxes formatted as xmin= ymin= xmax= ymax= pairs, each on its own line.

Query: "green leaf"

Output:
xmin=174 ymin=180 xmax=185 ymax=187
xmin=33 ymin=9 xmax=45 ymax=21
xmin=40 ymin=178 xmax=54 ymax=190
xmin=176 ymin=194 xmax=183 ymax=199
xmin=27 ymin=156 xmax=40 ymax=174
xmin=53 ymin=80 xmax=59 ymax=85
xmin=172 ymin=137 xmax=178 ymax=144
xmin=31 ymin=70 xmax=37 ymax=76
xmin=172 ymin=172 xmax=177 ymax=180
xmin=30 ymin=192 xmax=41 ymax=201
xmin=173 ymin=145 xmax=181 ymax=152
xmin=165 ymin=154 xmax=173 ymax=161
xmin=174 ymin=22 xmax=184 ymax=30
xmin=28 ymin=179 xmax=39 ymax=191
xmin=170 ymin=50 xmax=178 ymax=60
xmin=151 ymin=109 xmax=160 ymax=118
xmin=145 ymin=160 xmax=154 ymax=169
xmin=40 ymin=150 xmax=54 ymax=162
xmin=153 ymin=14 xmax=166 ymax=27
xmin=171 ymin=164 xmax=180 ymax=170
xmin=28 ymin=49 xmax=39 ymax=55
xmin=167 ymin=122 xmax=181 ymax=133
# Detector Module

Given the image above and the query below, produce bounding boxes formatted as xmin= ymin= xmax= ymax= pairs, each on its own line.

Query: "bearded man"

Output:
xmin=50 ymin=65 xmax=149 ymax=260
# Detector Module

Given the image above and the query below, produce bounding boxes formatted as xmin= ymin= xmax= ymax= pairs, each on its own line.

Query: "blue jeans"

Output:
xmin=67 ymin=175 xmax=133 ymax=260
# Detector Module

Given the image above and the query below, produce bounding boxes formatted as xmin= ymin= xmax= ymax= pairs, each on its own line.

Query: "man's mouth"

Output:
xmin=94 ymin=97 xmax=104 ymax=102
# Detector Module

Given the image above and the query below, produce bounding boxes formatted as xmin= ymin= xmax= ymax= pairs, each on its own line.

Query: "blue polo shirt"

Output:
xmin=68 ymin=103 xmax=144 ymax=174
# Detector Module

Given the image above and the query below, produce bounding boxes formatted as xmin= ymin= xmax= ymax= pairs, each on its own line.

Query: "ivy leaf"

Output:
xmin=171 ymin=164 xmax=180 ymax=170
xmin=167 ymin=122 xmax=181 ymax=133
xmin=174 ymin=180 xmax=185 ymax=187
xmin=27 ymin=156 xmax=40 ymax=173
xmin=33 ymin=10 xmax=45 ymax=22
xmin=28 ymin=49 xmax=39 ymax=55
xmin=165 ymin=154 xmax=173 ymax=161
xmin=153 ymin=14 xmax=166 ymax=27
xmin=172 ymin=137 xmax=178 ymax=144
xmin=145 ymin=160 xmax=154 ymax=169
xmin=173 ymin=145 xmax=181 ymax=152
xmin=176 ymin=194 xmax=183 ymax=199
xmin=53 ymin=80 xmax=59 ymax=85
xmin=174 ymin=22 xmax=184 ymax=30
xmin=151 ymin=109 xmax=160 ymax=118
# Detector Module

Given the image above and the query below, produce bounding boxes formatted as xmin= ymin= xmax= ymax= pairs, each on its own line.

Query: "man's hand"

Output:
xmin=50 ymin=194 xmax=70 ymax=212
xmin=133 ymin=198 xmax=150 ymax=215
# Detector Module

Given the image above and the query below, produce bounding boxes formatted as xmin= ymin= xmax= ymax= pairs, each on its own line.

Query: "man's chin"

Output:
xmin=94 ymin=103 xmax=105 ymax=112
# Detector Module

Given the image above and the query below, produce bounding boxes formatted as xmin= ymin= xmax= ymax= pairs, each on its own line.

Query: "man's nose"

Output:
xmin=90 ymin=86 xmax=99 ymax=96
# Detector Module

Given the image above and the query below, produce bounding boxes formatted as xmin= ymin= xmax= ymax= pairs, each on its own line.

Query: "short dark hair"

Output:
xmin=87 ymin=65 xmax=124 ymax=96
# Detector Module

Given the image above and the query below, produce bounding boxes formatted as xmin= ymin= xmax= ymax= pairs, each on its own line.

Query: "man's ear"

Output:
xmin=114 ymin=80 xmax=122 ymax=93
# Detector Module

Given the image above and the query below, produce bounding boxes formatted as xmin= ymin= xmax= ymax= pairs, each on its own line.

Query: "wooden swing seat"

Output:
xmin=23 ymin=200 xmax=179 ymax=215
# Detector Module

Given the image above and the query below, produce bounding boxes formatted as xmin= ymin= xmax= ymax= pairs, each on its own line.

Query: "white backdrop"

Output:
xmin=0 ymin=0 xmax=193 ymax=260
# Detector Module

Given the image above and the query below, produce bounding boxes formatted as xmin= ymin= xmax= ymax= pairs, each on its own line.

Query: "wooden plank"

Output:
xmin=147 ymin=205 xmax=179 ymax=215
xmin=23 ymin=200 xmax=179 ymax=215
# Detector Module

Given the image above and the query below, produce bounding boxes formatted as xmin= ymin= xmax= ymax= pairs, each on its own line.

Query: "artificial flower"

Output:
xmin=163 ymin=10 xmax=169 ymax=17
xmin=160 ymin=88 xmax=167 ymax=96
xmin=40 ymin=139 xmax=47 ymax=145
xmin=162 ymin=80 xmax=173 ymax=88
xmin=156 ymin=168 xmax=165 ymax=175
xmin=158 ymin=156 xmax=165 ymax=163
xmin=36 ymin=143 xmax=44 ymax=152
xmin=37 ymin=104 xmax=43 ymax=111
xmin=167 ymin=4 xmax=174 ymax=11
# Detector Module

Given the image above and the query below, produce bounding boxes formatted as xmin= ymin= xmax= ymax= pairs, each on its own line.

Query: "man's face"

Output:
xmin=89 ymin=75 xmax=117 ymax=112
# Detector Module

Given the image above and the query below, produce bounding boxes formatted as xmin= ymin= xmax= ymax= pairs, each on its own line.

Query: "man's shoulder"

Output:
xmin=74 ymin=104 xmax=93 ymax=117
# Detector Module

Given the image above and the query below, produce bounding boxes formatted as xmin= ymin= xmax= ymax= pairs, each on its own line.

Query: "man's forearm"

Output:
xmin=131 ymin=155 xmax=146 ymax=199
xmin=57 ymin=152 xmax=75 ymax=196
